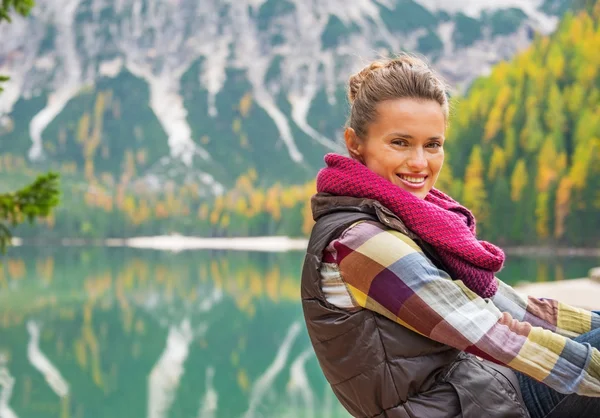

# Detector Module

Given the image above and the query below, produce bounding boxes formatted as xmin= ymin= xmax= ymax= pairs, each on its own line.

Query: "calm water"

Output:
xmin=0 ymin=246 xmax=598 ymax=418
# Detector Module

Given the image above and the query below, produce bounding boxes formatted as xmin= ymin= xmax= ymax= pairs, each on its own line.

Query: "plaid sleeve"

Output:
xmin=492 ymin=279 xmax=600 ymax=338
xmin=331 ymin=220 xmax=600 ymax=397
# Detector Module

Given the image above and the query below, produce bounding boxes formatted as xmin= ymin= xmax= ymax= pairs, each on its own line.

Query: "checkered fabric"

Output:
xmin=322 ymin=220 xmax=600 ymax=396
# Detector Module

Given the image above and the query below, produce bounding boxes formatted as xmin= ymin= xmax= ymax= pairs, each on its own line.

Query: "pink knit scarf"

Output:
xmin=317 ymin=153 xmax=504 ymax=298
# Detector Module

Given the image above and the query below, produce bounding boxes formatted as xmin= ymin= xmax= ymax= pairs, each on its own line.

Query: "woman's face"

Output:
xmin=344 ymin=98 xmax=446 ymax=200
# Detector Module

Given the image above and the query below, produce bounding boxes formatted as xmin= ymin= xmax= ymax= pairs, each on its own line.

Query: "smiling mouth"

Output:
xmin=396 ymin=174 xmax=428 ymax=188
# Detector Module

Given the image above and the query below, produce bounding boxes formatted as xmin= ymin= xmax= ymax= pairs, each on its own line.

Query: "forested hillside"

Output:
xmin=4 ymin=1 xmax=599 ymax=247
xmin=440 ymin=0 xmax=600 ymax=247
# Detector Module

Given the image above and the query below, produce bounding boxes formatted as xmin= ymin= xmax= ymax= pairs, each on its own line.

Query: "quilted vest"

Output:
xmin=301 ymin=193 xmax=530 ymax=418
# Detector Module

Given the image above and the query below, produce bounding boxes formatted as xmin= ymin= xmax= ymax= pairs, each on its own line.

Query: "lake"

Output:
xmin=0 ymin=245 xmax=598 ymax=418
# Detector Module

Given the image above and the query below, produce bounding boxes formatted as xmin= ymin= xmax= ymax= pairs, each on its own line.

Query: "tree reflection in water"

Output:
xmin=1 ymin=246 xmax=591 ymax=416
xmin=0 ymin=246 xmax=352 ymax=417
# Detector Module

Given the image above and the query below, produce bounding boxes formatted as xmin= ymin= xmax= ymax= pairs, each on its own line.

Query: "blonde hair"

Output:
xmin=347 ymin=53 xmax=450 ymax=138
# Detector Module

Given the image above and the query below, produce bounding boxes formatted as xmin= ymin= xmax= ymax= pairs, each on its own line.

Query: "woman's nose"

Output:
xmin=407 ymin=148 xmax=428 ymax=170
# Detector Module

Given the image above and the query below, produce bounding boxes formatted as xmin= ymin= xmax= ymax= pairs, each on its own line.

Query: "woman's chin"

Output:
xmin=393 ymin=180 xmax=427 ymax=200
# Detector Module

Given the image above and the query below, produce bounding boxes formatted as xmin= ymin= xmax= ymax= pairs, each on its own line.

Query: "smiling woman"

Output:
xmin=301 ymin=53 xmax=600 ymax=418
xmin=344 ymin=98 xmax=445 ymax=200
xmin=344 ymin=56 xmax=448 ymax=200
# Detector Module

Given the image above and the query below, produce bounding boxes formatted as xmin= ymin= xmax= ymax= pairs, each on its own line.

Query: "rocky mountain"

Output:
xmin=0 ymin=0 xmax=572 ymax=196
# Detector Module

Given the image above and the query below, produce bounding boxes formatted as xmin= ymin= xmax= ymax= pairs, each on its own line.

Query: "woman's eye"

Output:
xmin=427 ymin=142 xmax=442 ymax=149
xmin=392 ymin=139 xmax=408 ymax=146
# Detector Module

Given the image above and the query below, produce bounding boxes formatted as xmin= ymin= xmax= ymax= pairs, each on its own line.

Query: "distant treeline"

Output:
xmin=6 ymin=4 xmax=600 ymax=247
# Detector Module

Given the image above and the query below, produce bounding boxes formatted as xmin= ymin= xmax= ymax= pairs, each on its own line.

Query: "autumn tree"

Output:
xmin=0 ymin=0 xmax=60 ymax=253
xmin=462 ymin=146 xmax=490 ymax=228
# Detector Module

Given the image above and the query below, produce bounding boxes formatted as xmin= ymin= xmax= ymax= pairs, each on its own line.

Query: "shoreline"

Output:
xmin=515 ymin=278 xmax=600 ymax=310
xmin=10 ymin=235 xmax=309 ymax=253
xmin=9 ymin=236 xmax=600 ymax=255
xmin=503 ymin=246 xmax=600 ymax=257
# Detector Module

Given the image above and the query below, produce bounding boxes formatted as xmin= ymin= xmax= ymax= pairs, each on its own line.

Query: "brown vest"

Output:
xmin=301 ymin=194 xmax=530 ymax=418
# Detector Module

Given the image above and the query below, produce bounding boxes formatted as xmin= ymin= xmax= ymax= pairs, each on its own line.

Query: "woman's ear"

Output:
xmin=344 ymin=128 xmax=363 ymax=162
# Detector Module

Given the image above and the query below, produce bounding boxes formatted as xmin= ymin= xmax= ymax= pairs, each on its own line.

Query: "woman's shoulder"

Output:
xmin=324 ymin=219 xmax=425 ymax=262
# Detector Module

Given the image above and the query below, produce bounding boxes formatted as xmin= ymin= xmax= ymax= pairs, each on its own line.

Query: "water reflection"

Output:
xmin=497 ymin=254 xmax=599 ymax=284
xmin=0 ymin=246 xmax=597 ymax=417
xmin=0 ymin=246 xmax=351 ymax=418
xmin=199 ymin=367 xmax=217 ymax=418
xmin=26 ymin=321 xmax=69 ymax=398
xmin=0 ymin=357 xmax=17 ymax=418
xmin=148 ymin=319 xmax=194 ymax=418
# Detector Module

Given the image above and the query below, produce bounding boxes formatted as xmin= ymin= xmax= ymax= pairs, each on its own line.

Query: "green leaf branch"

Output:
xmin=0 ymin=172 xmax=61 ymax=253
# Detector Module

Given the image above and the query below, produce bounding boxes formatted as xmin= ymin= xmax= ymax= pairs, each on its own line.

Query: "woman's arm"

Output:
xmin=492 ymin=279 xmax=600 ymax=338
xmin=329 ymin=220 xmax=600 ymax=397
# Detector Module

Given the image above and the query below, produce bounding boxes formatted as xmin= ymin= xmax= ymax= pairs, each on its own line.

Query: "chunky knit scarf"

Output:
xmin=317 ymin=153 xmax=504 ymax=298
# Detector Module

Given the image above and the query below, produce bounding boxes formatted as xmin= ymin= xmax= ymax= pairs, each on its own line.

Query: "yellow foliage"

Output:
xmin=238 ymin=369 xmax=249 ymax=392
xmin=249 ymin=190 xmax=265 ymax=215
xmin=565 ymin=84 xmax=584 ymax=115
xmin=483 ymin=85 xmax=512 ymax=141
xmin=504 ymin=128 xmax=517 ymax=160
xmin=198 ymin=203 xmax=209 ymax=220
xmin=94 ymin=92 xmax=106 ymax=130
xmin=535 ymin=191 xmax=551 ymax=238
xmin=234 ymin=197 xmax=248 ymax=214
xmin=503 ymin=104 xmax=518 ymax=129
xmin=547 ymin=44 xmax=565 ymax=79
xmin=536 ymin=138 xmax=560 ymax=192
xmin=7 ymin=259 xmax=25 ymax=280
xmin=77 ymin=113 xmax=91 ymax=143
xmin=248 ymin=168 xmax=258 ymax=182
xmin=36 ymin=256 xmax=54 ymax=282
xmin=232 ymin=118 xmax=242 ymax=134
xmin=220 ymin=213 xmax=230 ymax=228
xmin=74 ymin=339 xmax=88 ymax=368
xmin=434 ymin=161 xmax=455 ymax=196
xmin=154 ymin=202 xmax=169 ymax=219
xmin=537 ymin=262 xmax=549 ymax=283
xmin=281 ymin=189 xmax=296 ymax=208
xmin=554 ymin=177 xmax=572 ymax=239
xmin=488 ymin=146 xmax=507 ymax=181
xmin=510 ymin=159 xmax=529 ymax=202
xmin=265 ymin=184 xmax=282 ymax=221
xmin=462 ymin=146 xmax=489 ymax=223
xmin=209 ymin=208 xmax=220 ymax=225
xmin=235 ymin=174 xmax=254 ymax=192
xmin=569 ymin=137 xmax=598 ymax=190
xmin=301 ymin=201 xmax=314 ymax=236
xmin=123 ymin=150 xmax=136 ymax=179
xmin=239 ymin=92 xmax=253 ymax=117
xmin=85 ymin=159 xmax=95 ymax=181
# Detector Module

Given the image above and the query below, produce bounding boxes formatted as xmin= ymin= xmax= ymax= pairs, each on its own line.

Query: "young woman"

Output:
xmin=301 ymin=54 xmax=600 ymax=418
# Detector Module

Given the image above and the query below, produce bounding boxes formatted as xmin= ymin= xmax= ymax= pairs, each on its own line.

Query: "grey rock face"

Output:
xmin=0 ymin=0 xmax=568 ymax=189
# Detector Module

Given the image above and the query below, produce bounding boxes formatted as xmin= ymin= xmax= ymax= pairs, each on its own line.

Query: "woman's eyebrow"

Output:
xmin=387 ymin=132 xmax=443 ymax=140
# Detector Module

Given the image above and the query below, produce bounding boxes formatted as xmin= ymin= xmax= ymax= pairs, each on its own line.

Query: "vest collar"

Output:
xmin=311 ymin=193 xmax=415 ymax=239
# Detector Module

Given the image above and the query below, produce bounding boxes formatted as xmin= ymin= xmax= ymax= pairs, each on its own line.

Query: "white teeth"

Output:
xmin=399 ymin=175 xmax=425 ymax=184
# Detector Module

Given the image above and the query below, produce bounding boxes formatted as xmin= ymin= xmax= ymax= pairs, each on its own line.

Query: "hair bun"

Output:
xmin=348 ymin=61 xmax=385 ymax=104
xmin=347 ymin=54 xmax=426 ymax=104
